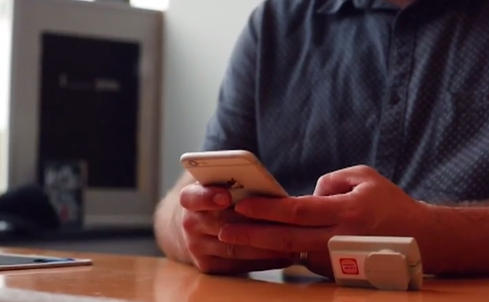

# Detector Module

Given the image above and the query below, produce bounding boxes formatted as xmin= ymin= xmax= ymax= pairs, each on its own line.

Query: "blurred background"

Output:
xmin=0 ymin=0 xmax=261 ymax=257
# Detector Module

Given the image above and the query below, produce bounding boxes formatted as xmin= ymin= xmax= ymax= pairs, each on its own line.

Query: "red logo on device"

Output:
xmin=340 ymin=258 xmax=359 ymax=275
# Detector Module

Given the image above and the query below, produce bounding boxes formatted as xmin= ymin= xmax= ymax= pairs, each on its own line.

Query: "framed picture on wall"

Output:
xmin=7 ymin=0 xmax=163 ymax=227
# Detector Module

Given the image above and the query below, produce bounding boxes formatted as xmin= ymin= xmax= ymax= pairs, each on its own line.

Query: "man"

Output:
xmin=154 ymin=0 xmax=489 ymax=277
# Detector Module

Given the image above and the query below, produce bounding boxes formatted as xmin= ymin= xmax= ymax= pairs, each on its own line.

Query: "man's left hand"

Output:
xmin=217 ymin=165 xmax=429 ymax=277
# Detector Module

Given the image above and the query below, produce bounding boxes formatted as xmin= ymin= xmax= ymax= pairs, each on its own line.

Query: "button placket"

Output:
xmin=374 ymin=19 xmax=415 ymax=181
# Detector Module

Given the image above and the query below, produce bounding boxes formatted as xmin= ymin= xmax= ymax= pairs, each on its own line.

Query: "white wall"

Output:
xmin=161 ymin=0 xmax=263 ymax=193
xmin=76 ymin=0 xmax=169 ymax=11
xmin=0 ymin=0 xmax=12 ymax=194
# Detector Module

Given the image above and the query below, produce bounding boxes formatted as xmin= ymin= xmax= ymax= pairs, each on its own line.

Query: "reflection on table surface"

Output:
xmin=0 ymin=247 xmax=486 ymax=302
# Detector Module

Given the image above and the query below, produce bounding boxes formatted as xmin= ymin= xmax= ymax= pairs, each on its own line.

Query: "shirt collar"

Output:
xmin=316 ymin=0 xmax=480 ymax=14
xmin=317 ymin=0 xmax=402 ymax=14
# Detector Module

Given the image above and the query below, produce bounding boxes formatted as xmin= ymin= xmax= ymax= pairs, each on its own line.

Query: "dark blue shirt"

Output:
xmin=201 ymin=0 xmax=489 ymax=203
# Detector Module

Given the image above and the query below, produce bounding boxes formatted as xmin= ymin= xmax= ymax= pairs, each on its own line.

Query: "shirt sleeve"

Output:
xmin=199 ymin=6 xmax=262 ymax=154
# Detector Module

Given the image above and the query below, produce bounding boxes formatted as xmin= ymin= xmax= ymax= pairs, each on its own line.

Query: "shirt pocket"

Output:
xmin=416 ymin=91 xmax=489 ymax=203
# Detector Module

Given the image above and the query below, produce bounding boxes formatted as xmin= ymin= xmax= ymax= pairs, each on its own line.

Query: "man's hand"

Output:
xmin=217 ymin=165 xmax=428 ymax=277
xmin=179 ymin=183 xmax=294 ymax=274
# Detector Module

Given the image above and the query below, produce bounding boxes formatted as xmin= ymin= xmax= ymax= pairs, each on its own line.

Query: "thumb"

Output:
xmin=313 ymin=173 xmax=356 ymax=196
xmin=180 ymin=183 xmax=232 ymax=211
xmin=313 ymin=165 xmax=376 ymax=196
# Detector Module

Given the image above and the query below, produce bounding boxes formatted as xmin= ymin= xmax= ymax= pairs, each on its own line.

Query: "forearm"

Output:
xmin=416 ymin=202 xmax=489 ymax=276
xmin=154 ymin=191 xmax=192 ymax=264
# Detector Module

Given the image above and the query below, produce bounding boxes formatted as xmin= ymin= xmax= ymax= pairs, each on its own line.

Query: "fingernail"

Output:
xmin=235 ymin=201 xmax=253 ymax=216
xmin=234 ymin=203 xmax=247 ymax=214
xmin=218 ymin=225 xmax=233 ymax=242
xmin=213 ymin=193 xmax=229 ymax=206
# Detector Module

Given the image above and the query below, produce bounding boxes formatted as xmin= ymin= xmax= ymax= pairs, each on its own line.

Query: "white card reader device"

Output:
xmin=328 ymin=236 xmax=423 ymax=291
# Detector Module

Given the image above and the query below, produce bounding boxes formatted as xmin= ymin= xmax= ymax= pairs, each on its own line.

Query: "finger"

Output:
xmin=194 ymin=256 xmax=293 ymax=275
xmin=235 ymin=196 xmax=341 ymax=227
xmin=189 ymin=235 xmax=291 ymax=260
xmin=313 ymin=165 xmax=378 ymax=196
xmin=313 ymin=173 xmax=355 ymax=196
xmin=182 ymin=209 xmax=253 ymax=236
xmin=180 ymin=183 xmax=232 ymax=211
xmin=218 ymin=224 xmax=331 ymax=252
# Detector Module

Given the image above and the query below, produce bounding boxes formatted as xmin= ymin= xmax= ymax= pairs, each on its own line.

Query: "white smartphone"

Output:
xmin=180 ymin=150 xmax=288 ymax=202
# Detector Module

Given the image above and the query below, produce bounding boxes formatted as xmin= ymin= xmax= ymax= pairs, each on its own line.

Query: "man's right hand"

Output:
xmin=179 ymin=183 xmax=294 ymax=274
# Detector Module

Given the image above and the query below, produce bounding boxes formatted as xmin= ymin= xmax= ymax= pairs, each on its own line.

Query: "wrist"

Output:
xmin=411 ymin=202 xmax=457 ymax=275
xmin=155 ymin=192 xmax=192 ymax=264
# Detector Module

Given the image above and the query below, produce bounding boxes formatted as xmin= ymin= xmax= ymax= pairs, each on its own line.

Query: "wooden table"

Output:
xmin=0 ymin=248 xmax=487 ymax=302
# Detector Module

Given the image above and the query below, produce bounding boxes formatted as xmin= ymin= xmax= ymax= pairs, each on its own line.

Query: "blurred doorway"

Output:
xmin=0 ymin=0 xmax=12 ymax=194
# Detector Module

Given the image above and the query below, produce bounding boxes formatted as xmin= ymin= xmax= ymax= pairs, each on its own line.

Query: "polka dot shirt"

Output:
xmin=201 ymin=0 xmax=489 ymax=204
